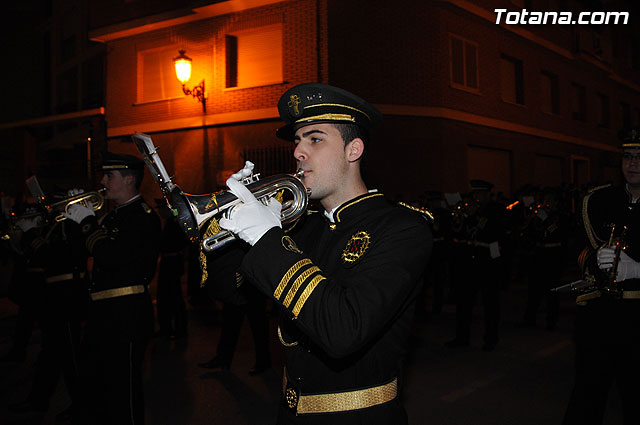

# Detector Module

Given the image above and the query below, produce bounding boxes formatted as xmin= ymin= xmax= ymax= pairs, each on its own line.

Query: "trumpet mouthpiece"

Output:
xmin=98 ymin=188 xmax=107 ymax=193
xmin=294 ymin=169 xmax=304 ymax=178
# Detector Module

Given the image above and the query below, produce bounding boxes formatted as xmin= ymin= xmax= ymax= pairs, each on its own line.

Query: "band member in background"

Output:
xmin=197 ymin=244 xmax=272 ymax=376
xmin=563 ymin=128 xmax=640 ymax=425
xmin=219 ymin=83 xmax=433 ymax=424
xmin=155 ymin=199 xmax=189 ymax=340
xmin=64 ymin=153 xmax=161 ymax=425
xmin=8 ymin=193 xmax=88 ymax=423
xmin=518 ymin=187 xmax=568 ymax=330
xmin=446 ymin=180 xmax=506 ymax=351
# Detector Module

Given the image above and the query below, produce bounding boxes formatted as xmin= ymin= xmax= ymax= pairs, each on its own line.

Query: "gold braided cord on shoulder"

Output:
xmin=199 ymin=218 xmax=222 ymax=287
xmin=292 ymin=275 xmax=326 ymax=317
xmin=335 ymin=193 xmax=384 ymax=223
xmin=274 ymin=259 xmax=312 ymax=300
xmin=582 ymin=185 xmax=610 ymax=250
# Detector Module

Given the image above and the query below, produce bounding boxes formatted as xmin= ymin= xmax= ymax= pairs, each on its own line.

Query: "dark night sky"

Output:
xmin=0 ymin=1 xmax=48 ymax=123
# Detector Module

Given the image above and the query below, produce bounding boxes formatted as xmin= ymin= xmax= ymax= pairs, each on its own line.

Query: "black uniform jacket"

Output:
xmin=81 ymin=195 xmax=161 ymax=341
xmin=583 ymin=184 xmax=640 ymax=290
xmin=241 ymin=193 xmax=432 ymax=413
xmin=580 ymin=184 xmax=640 ymax=341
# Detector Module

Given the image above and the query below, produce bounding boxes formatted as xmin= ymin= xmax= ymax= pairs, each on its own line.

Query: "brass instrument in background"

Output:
xmin=133 ymin=133 xmax=309 ymax=252
xmin=49 ymin=189 xmax=106 ymax=222
xmin=23 ymin=175 xmax=105 ymax=224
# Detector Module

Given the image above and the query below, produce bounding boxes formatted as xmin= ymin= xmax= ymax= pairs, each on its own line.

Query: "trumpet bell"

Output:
xmin=132 ymin=132 xmax=309 ymax=252
xmin=166 ymin=173 xmax=309 ymax=252
xmin=52 ymin=190 xmax=105 ymax=222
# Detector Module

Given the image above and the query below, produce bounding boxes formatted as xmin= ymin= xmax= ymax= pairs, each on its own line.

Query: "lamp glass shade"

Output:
xmin=174 ymin=58 xmax=191 ymax=84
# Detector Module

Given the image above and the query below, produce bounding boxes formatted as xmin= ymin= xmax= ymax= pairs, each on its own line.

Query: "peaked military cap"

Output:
xmin=619 ymin=126 xmax=640 ymax=149
xmin=470 ymin=179 xmax=494 ymax=191
xmin=276 ymin=83 xmax=383 ymax=141
xmin=101 ymin=152 xmax=144 ymax=171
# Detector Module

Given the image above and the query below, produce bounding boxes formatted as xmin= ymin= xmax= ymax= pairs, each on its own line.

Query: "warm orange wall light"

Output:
xmin=173 ymin=50 xmax=206 ymax=112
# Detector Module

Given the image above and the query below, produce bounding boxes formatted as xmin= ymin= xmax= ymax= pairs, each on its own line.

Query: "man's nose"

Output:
xmin=294 ymin=144 xmax=307 ymax=161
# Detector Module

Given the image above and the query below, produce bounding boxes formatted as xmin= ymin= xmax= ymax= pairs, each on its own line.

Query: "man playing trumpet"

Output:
xmin=219 ymin=83 xmax=433 ymax=424
xmin=563 ymin=128 xmax=640 ymax=425
xmin=63 ymin=153 xmax=160 ymax=425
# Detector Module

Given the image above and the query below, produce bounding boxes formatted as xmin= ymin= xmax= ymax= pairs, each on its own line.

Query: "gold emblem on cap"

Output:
xmin=288 ymin=95 xmax=302 ymax=117
xmin=341 ymin=231 xmax=370 ymax=263
xmin=282 ymin=235 xmax=302 ymax=254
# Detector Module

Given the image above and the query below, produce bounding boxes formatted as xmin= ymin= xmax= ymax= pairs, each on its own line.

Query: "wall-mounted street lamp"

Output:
xmin=173 ymin=50 xmax=206 ymax=112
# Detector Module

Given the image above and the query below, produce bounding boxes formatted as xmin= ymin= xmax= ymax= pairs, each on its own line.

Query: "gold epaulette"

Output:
xmin=582 ymin=184 xmax=611 ymax=249
xmin=397 ymin=202 xmax=434 ymax=223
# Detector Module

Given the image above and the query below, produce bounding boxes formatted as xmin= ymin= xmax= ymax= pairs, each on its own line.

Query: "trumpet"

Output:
xmin=132 ymin=133 xmax=309 ymax=252
xmin=49 ymin=189 xmax=106 ymax=222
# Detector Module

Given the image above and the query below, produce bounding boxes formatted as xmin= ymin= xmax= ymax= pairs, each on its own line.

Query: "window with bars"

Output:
xmin=242 ymin=145 xmax=296 ymax=177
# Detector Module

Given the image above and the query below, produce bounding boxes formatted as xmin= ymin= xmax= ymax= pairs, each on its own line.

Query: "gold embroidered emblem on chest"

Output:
xmin=341 ymin=231 xmax=371 ymax=263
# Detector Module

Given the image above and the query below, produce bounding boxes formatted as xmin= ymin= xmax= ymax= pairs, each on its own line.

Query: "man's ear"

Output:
xmin=123 ymin=174 xmax=135 ymax=187
xmin=346 ymin=138 xmax=364 ymax=162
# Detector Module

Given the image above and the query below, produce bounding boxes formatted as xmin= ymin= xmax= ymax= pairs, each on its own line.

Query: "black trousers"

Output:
xmin=563 ymin=298 xmax=640 ymax=425
xmin=216 ymin=297 xmax=270 ymax=367
xmin=156 ymin=256 xmax=187 ymax=336
xmin=453 ymin=257 xmax=502 ymax=344
xmin=75 ymin=333 xmax=148 ymax=425
xmin=522 ymin=247 xmax=562 ymax=326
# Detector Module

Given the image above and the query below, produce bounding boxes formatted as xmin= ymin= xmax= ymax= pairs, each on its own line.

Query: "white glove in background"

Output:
xmin=62 ymin=202 xmax=95 ymax=224
xmin=218 ymin=163 xmax=281 ymax=246
xmin=16 ymin=216 xmax=42 ymax=232
xmin=67 ymin=188 xmax=85 ymax=197
xmin=597 ymin=247 xmax=640 ymax=282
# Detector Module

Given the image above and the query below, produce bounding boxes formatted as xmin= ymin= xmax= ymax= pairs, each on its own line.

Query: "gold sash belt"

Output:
xmin=283 ymin=374 xmax=397 ymax=415
xmin=90 ymin=285 xmax=145 ymax=301
xmin=536 ymin=242 xmax=562 ymax=248
xmin=623 ymin=290 xmax=640 ymax=299
xmin=46 ymin=272 xmax=86 ymax=284
xmin=577 ymin=289 xmax=640 ymax=305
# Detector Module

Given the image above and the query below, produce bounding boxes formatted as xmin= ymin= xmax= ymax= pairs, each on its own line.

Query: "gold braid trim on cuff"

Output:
xmin=274 ymin=259 xmax=312 ymax=300
xmin=291 ymin=275 xmax=325 ymax=317
xmin=283 ymin=266 xmax=320 ymax=308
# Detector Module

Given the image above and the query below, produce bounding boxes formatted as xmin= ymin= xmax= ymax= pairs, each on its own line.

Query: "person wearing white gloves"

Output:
xmin=563 ymin=128 xmax=640 ymax=425
xmin=219 ymin=83 xmax=432 ymax=425
xmin=62 ymin=152 xmax=160 ymax=425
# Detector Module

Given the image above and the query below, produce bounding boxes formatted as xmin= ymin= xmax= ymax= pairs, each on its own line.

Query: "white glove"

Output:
xmin=231 ymin=161 xmax=255 ymax=180
xmin=16 ymin=216 xmax=42 ymax=232
xmin=67 ymin=188 xmax=85 ymax=197
xmin=597 ymin=247 xmax=640 ymax=281
xmin=62 ymin=202 xmax=95 ymax=224
xmin=218 ymin=163 xmax=281 ymax=245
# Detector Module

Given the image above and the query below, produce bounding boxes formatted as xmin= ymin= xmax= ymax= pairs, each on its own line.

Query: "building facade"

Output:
xmin=77 ymin=0 xmax=640 ymax=202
